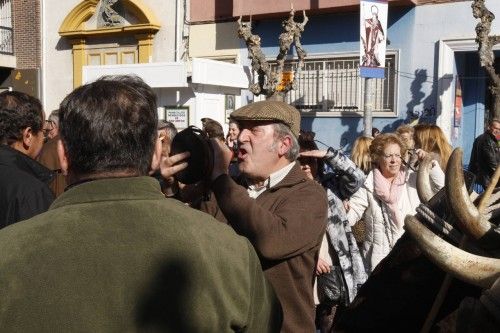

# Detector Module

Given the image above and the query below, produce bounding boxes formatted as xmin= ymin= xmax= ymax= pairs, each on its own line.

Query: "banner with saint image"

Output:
xmin=360 ymin=0 xmax=388 ymax=78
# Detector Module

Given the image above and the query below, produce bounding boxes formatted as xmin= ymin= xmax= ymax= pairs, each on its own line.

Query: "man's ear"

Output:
xmin=277 ymin=135 xmax=292 ymax=157
xmin=57 ymin=139 xmax=69 ymax=176
xmin=149 ymin=136 xmax=163 ymax=174
xmin=21 ymin=127 xmax=34 ymax=150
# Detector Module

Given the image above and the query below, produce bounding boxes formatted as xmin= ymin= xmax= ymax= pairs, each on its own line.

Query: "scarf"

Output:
xmin=373 ymin=168 xmax=406 ymax=228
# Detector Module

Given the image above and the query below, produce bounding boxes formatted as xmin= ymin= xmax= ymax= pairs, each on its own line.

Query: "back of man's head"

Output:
xmin=0 ymin=91 xmax=44 ymax=146
xmin=201 ymin=117 xmax=225 ymax=142
xmin=59 ymin=75 xmax=158 ymax=177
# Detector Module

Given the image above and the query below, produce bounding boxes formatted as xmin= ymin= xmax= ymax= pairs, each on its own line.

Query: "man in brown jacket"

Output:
xmin=206 ymin=100 xmax=328 ymax=332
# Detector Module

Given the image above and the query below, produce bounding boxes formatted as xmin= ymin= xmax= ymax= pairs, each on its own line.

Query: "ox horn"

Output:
xmin=416 ymin=155 xmax=434 ymax=203
xmin=405 ymin=214 xmax=500 ymax=288
xmin=445 ymin=148 xmax=492 ymax=240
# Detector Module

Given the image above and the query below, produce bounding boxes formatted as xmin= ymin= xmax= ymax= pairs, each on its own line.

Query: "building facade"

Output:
xmin=0 ymin=0 xmax=41 ymax=97
xmin=5 ymin=0 xmax=497 ymax=164
xmin=40 ymin=0 xmax=250 ymax=132
xmin=192 ymin=0 xmax=500 ymax=163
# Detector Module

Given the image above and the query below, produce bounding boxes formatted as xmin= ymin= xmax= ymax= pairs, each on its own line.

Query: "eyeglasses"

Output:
xmin=383 ymin=153 xmax=401 ymax=160
xmin=42 ymin=121 xmax=54 ymax=137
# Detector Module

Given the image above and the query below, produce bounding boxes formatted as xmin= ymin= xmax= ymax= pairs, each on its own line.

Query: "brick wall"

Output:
xmin=12 ymin=0 xmax=41 ymax=69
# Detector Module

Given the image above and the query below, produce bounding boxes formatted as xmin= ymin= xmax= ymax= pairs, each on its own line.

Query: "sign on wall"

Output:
xmin=360 ymin=0 xmax=388 ymax=78
xmin=165 ymin=106 xmax=189 ymax=130
xmin=225 ymin=95 xmax=235 ymax=123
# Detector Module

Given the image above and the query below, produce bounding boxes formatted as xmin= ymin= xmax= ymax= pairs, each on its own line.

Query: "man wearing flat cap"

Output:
xmin=205 ymin=100 xmax=328 ymax=332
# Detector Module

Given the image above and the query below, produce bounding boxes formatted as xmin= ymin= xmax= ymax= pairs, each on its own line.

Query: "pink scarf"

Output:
xmin=373 ymin=168 xmax=406 ymax=228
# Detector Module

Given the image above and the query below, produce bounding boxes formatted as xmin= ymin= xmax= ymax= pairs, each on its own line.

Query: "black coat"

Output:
xmin=469 ymin=131 xmax=500 ymax=188
xmin=0 ymin=145 xmax=54 ymax=228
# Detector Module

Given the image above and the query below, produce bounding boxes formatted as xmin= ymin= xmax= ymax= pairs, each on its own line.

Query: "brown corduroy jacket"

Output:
xmin=204 ymin=162 xmax=328 ymax=333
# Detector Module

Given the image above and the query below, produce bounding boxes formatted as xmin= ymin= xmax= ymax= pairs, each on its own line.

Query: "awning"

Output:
xmin=82 ymin=62 xmax=188 ymax=88
xmin=191 ymin=58 xmax=250 ymax=89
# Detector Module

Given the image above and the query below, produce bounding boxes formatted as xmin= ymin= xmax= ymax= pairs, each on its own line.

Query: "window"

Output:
xmin=0 ymin=0 xmax=12 ymax=55
xmin=261 ymin=53 xmax=398 ymax=116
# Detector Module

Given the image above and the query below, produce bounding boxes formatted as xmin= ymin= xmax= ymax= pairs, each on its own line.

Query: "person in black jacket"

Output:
xmin=0 ymin=91 xmax=54 ymax=228
xmin=469 ymin=119 xmax=500 ymax=192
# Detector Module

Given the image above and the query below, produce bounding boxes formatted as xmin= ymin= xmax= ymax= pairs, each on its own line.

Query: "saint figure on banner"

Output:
xmin=362 ymin=5 xmax=385 ymax=67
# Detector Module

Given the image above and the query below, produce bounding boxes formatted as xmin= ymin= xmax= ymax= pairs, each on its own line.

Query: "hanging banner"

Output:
xmin=360 ymin=0 xmax=388 ymax=78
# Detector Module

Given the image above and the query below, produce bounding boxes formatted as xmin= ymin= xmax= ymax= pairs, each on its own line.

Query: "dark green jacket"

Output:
xmin=0 ymin=176 xmax=281 ymax=332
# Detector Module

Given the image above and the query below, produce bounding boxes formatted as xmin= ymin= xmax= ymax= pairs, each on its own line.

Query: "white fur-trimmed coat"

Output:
xmin=346 ymin=165 xmax=444 ymax=274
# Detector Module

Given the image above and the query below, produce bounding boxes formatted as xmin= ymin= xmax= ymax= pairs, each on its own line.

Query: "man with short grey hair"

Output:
xmin=46 ymin=109 xmax=60 ymax=139
xmin=205 ymin=100 xmax=328 ymax=332
xmin=469 ymin=118 xmax=500 ymax=191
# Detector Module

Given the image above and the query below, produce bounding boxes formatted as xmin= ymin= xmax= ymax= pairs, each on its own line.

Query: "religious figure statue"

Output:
xmin=361 ymin=5 xmax=385 ymax=67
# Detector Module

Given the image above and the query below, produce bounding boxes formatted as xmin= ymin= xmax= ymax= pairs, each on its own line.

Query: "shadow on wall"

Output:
xmin=340 ymin=113 xmax=362 ymax=153
xmin=382 ymin=41 xmax=453 ymax=133
xmin=55 ymin=38 xmax=72 ymax=51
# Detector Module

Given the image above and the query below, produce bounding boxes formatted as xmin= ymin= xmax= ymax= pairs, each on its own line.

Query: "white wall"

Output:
xmin=42 ymin=0 xmax=76 ymax=113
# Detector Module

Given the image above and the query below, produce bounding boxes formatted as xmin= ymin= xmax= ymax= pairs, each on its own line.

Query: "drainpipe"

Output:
xmin=40 ymin=0 xmax=46 ymax=108
xmin=175 ymin=0 xmax=182 ymax=62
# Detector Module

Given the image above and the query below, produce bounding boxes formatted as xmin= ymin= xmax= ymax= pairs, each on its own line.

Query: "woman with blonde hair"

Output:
xmin=413 ymin=124 xmax=452 ymax=170
xmin=346 ymin=133 xmax=444 ymax=274
xmin=351 ymin=136 xmax=373 ymax=174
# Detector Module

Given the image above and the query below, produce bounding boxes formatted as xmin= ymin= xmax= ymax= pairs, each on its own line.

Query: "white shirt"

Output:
xmin=247 ymin=161 xmax=296 ymax=199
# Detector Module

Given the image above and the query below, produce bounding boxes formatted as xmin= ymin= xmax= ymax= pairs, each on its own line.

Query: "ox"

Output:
xmin=334 ymin=148 xmax=500 ymax=332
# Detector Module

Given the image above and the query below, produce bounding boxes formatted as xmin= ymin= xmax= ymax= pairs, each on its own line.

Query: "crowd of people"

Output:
xmin=0 ymin=75 xmax=498 ymax=332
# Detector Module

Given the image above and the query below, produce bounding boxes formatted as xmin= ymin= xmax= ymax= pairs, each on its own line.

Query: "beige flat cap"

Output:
xmin=230 ymin=100 xmax=301 ymax=137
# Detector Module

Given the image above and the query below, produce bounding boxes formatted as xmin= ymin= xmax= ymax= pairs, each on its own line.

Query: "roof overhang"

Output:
xmin=232 ymin=0 xmax=417 ymax=20
xmin=82 ymin=62 xmax=188 ymax=88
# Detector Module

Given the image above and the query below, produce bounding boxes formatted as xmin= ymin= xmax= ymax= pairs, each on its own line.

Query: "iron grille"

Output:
xmin=264 ymin=54 xmax=397 ymax=113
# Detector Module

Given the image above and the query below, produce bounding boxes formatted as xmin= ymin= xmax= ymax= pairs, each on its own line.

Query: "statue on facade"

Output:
xmin=97 ymin=0 xmax=124 ymax=28
xmin=237 ymin=6 xmax=309 ymax=100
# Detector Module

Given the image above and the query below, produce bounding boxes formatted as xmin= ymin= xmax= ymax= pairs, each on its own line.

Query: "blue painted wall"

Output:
xmin=238 ymin=1 xmax=500 ymax=153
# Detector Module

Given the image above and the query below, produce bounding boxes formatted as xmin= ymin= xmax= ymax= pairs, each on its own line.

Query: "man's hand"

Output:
xmin=415 ymin=148 xmax=428 ymax=161
xmin=160 ymin=151 xmax=190 ymax=180
xmin=316 ymin=258 xmax=331 ymax=276
xmin=300 ymin=164 xmax=314 ymax=180
xmin=210 ymin=139 xmax=233 ymax=181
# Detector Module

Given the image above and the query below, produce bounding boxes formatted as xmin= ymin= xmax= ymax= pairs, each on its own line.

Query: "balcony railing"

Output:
xmin=258 ymin=54 xmax=397 ymax=114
